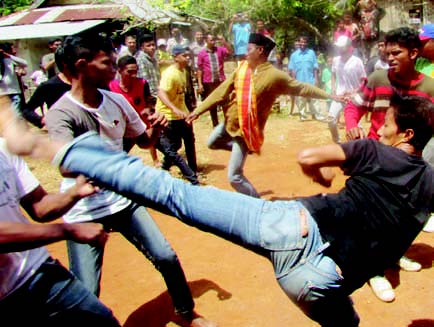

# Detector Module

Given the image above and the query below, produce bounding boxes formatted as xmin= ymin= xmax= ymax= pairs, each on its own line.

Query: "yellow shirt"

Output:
xmin=156 ymin=64 xmax=189 ymax=120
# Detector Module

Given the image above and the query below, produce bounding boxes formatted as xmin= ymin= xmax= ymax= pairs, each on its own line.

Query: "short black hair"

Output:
xmin=139 ymin=34 xmax=154 ymax=46
xmin=62 ymin=34 xmax=113 ymax=77
xmin=54 ymin=46 xmax=66 ymax=73
xmin=117 ymin=55 xmax=137 ymax=70
xmin=48 ymin=38 xmax=62 ymax=46
xmin=390 ymin=93 xmax=434 ymax=151
xmin=385 ymin=27 xmax=421 ymax=51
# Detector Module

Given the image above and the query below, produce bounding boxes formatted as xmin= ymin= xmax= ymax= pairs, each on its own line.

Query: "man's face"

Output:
xmin=205 ymin=35 xmax=215 ymax=49
xmin=298 ymin=38 xmax=307 ymax=50
xmin=50 ymin=40 xmax=62 ymax=52
xmin=377 ymin=41 xmax=386 ymax=60
xmin=174 ymin=51 xmax=190 ymax=68
xmin=195 ymin=31 xmax=203 ymax=43
xmin=246 ymin=43 xmax=263 ymax=65
xmin=420 ymin=38 xmax=434 ymax=61
xmin=378 ymin=107 xmax=404 ymax=146
xmin=385 ymin=42 xmax=418 ymax=76
xmin=141 ymin=40 xmax=156 ymax=57
xmin=83 ymin=50 xmax=116 ymax=88
xmin=172 ymin=28 xmax=181 ymax=37
xmin=119 ymin=63 xmax=138 ymax=83
xmin=256 ymin=20 xmax=265 ymax=31
xmin=125 ymin=36 xmax=137 ymax=53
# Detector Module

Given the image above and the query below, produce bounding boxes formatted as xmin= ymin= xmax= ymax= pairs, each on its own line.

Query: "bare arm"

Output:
xmin=297 ymin=144 xmax=346 ymax=187
xmin=135 ymin=109 xmax=167 ymax=149
xmin=0 ymin=221 xmax=107 ymax=253
xmin=20 ymin=175 xmax=98 ymax=223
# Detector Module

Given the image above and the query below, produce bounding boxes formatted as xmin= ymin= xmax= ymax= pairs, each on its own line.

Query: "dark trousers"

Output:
xmin=156 ymin=119 xmax=198 ymax=185
xmin=202 ymin=81 xmax=222 ymax=127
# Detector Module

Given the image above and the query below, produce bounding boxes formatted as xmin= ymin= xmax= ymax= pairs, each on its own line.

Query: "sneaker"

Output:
xmin=423 ymin=213 xmax=434 ymax=232
xmin=369 ymin=276 xmax=395 ymax=302
xmin=398 ymin=256 xmax=421 ymax=272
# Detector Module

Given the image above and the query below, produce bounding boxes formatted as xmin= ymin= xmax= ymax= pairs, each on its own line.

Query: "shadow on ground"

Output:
xmin=123 ymin=279 xmax=231 ymax=327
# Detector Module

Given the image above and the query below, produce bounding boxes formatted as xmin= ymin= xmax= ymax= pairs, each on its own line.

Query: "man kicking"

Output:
xmin=1 ymin=93 xmax=433 ymax=326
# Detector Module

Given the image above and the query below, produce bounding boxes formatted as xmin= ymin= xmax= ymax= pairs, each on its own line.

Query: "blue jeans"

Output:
xmin=57 ymin=132 xmax=360 ymax=326
xmin=67 ymin=203 xmax=194 ymax=315
xmin=208 ymin=123 xmax=260 ymax=198
xmin=0 ymin=257 xmax=120 ymax=327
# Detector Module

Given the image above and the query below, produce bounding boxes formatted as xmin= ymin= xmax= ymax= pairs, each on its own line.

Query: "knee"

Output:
xmin=228 ymin=172 xmax=242 ymax=186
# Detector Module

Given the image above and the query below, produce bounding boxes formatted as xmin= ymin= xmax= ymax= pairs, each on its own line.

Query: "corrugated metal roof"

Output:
xmin=0 ymin=20 xmax=106 ymax=41
xmin=0 ymin=4 xmax=129 ymax=27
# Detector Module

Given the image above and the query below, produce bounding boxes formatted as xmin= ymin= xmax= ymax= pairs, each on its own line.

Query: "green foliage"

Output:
xmin=164 ymin=0 xmax=349 ymax=52
xmin=0 ymin=0 xmax=32 ymax=16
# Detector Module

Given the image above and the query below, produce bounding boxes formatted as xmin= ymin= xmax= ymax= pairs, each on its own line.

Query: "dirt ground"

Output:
xmin=28 ymin=107 xmax=433 ymax=327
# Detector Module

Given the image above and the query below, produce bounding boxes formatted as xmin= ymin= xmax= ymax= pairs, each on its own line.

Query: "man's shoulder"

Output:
xmin=367 ymin=69 xmax=389 ymax=85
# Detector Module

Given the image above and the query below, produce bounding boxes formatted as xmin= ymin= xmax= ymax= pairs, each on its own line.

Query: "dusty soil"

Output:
xmin=29 ymin=108 xmax=433 ymax=327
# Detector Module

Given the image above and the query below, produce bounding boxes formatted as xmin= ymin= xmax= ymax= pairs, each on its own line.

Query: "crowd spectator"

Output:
xmin=0 ymin=43 xmax=27 ymax=117
xmin=288 ymin=35 xmax=325 ymax=121
xmin=41 ymin=39 xmax=62 ymax=79
xmin=197 ymin=34 xmax=231 ymax=127
xmin=166 ymin=27 xmax=190 ymax=54
xmin=229 ymin=13 xmax=252 ymax=61
xmin=327 ymin=35 xmax=366 ymax=144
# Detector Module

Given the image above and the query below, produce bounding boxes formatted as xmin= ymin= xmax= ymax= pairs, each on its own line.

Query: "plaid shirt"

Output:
xmin=136 ymin=52 xmax=160 ymax=97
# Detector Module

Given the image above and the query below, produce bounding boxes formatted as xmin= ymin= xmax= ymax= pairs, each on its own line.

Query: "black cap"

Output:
xmin=248 ymin=33 xmax=275 ymax=52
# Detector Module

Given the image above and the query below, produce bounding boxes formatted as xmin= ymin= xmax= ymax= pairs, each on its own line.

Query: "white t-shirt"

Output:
xmin=46 ymin=90 xmax=147 ymax=223
xmin=332 ymin=55 xmax=366 ymax=96
xmin=0 ymin=139 xmax=49 ymax=300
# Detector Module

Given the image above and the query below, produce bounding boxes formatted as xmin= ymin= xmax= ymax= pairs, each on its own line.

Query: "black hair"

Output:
xmin=0 ymin=43 xmax=13 ymax=79
xmin=54 ymin=46 xmax=66 ymax=73
xmin=139 ymin=34 xmax=154 ymax=46
xmin=117 ymin=55 xmax=137 ymax=70
xmin=62 ymin=34 xmax=113 ymax=77
xmin=385 ymin=27 xmax=421 ymax=51
xmin=390 ymin=93 xmax=434 ymax=151
xmin=48 ymin=38 xmax=62 ymax=46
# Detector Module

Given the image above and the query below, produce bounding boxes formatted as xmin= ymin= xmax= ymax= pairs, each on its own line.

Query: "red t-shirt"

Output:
xmin=109 ymin=78 xmax=151 ymax=114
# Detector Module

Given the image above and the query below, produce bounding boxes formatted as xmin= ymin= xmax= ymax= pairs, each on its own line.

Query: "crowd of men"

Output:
xmin=0 ymin=10 xmax=433 ymax=327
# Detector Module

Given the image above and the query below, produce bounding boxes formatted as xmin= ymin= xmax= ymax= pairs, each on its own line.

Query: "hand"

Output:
xmin=331 ymin=94 xmax=345 ymax=103
xmin=64 ymin=223 xmax=108 ymax=247
xmin=147 ymin=111 xmax=168 ymax=129
xmin=72 ymin=175 xmax=99 ymax=199
xmin=186 ymin=112 xmax=198 ymax=124
xmin=314 ymin=167 xmax=335 ymax=187
xmin=197 ymin=84 xmax=204 ymax=94
xmin=173 ymin=109 xmax=187 ymax=120
xmin=346 ymin=126 xmax=365 ymax=141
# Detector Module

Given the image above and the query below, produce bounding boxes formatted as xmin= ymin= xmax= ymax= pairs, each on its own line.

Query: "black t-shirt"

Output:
xmin=300 ymin=139 xmax=434 ymax=293
xmin=22 ymin=75 xmax=71 ymax=128
xmin=27 ymin=75 xmax=71 ymax=110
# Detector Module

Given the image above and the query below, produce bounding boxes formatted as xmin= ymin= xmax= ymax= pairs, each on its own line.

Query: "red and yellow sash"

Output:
xmin=236 ymin=61 xmax=263 ymax=153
